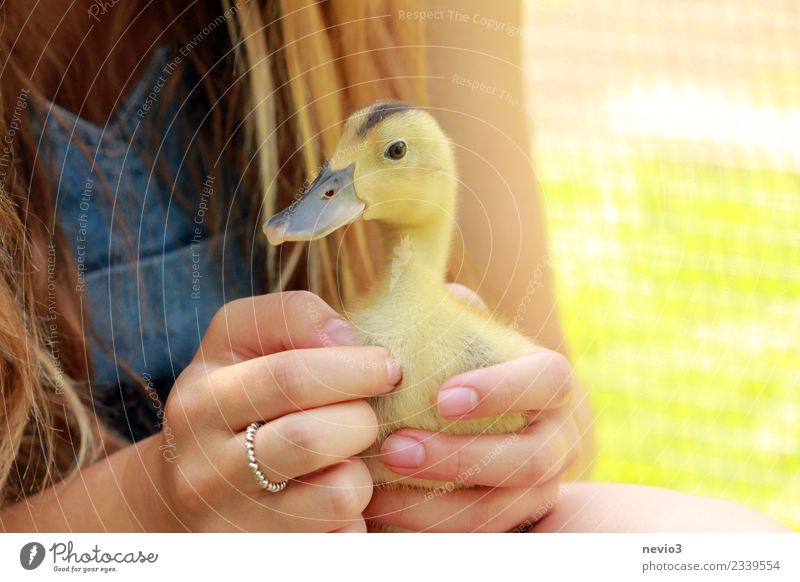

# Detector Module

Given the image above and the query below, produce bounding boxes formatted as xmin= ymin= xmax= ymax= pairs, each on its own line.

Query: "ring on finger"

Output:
xmin=245 ymin=421 xmax=288 ymax=493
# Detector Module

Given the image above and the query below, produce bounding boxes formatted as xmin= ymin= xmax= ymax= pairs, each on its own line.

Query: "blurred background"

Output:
xmin=523 ymin=0 xmax=799 ymax=529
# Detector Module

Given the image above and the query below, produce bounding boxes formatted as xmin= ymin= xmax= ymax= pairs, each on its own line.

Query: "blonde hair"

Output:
xmin=0 ymin=0 xmax=427 ymax=505
xmin=246 ymin=0 xmax=428 ymax=305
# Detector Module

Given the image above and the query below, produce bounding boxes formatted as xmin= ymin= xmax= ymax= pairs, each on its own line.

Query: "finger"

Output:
xmin=437 ymin=350 xmax=572 ymax=419
xmin=222 ymin=400 xmax=379 ymax=486
xmin=332 ymin=518 xmax=367 ymax=533
xmin=445 ymin=282 xmax=489 ymax=311
xmin=379 ymin=418 xmax=580 ymax=488
xmin=270 ymin=458 xmax=373 ymax=532
xmin=365 ymin=479 xmax=560 ymax=532
xmin=208 ymin=346 xmax=401 ymax=429
xmin=200 ymin=291 xmax=361 ymax=363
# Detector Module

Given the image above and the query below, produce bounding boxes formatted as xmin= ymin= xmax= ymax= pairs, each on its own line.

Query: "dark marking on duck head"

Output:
xmin=356 ymin=101 xmax=414 ymax=138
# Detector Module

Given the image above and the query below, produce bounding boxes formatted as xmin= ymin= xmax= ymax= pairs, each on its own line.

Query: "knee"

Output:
xmin=532 ymin=482 xmax=791 ymax=533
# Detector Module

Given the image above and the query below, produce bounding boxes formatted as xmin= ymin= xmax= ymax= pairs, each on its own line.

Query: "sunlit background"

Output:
xmin=524 ymin=0 xmax=800 ymax=529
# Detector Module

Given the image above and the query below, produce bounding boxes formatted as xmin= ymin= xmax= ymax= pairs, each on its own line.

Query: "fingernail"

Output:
xmin=385 ymin=356 xmax=403 ymax=385
xmin=382 ymin=435 xmax=424 ymax=468
xmin=437 ymin=386 xmax=479 ymax=418
xmin=324 ymin=319 xmax=360 ymax=346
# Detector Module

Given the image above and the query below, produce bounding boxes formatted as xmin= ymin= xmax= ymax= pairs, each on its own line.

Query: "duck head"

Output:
xmin=264 ymin=101 xmax=457 ymax=245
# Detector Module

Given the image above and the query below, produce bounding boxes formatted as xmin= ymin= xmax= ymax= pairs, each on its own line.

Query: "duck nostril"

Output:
xmin=323 ymin=189 xmax=335 ymax=199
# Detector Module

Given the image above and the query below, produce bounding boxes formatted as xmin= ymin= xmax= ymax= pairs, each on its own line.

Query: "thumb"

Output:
xmin=199 ymin=291 xmax=360 ymax=363
xmin=446 ymin=282 xmax=489 ymax=311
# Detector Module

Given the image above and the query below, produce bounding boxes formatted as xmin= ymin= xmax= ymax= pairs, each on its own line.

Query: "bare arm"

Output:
xmin=425 ymin=0 xmax=594 ymax=475
xmin=0 ymin=436 xmax=172 ymax=532
xmin=3 ymin=293 xmax=390 ymax=532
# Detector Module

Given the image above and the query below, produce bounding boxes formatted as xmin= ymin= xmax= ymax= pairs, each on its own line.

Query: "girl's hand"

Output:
xmin=364 ymin=285 xmax=581 ymax=532
xmin=152 ymin=291 xmax=401 ymax=532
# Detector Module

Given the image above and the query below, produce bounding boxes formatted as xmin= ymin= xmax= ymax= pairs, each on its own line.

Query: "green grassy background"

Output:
xmin=539 ymin=154 xmax=800 ymax=530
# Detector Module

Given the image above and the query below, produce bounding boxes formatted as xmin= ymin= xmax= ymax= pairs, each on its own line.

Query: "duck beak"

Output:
xmin=263 ymin=162 xmax=364 ymax=245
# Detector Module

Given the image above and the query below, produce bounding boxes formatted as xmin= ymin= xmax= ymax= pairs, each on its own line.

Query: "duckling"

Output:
xmin=264 ymin=101 xmax=535 ymax=491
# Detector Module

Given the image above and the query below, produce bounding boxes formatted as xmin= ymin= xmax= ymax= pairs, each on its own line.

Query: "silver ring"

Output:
xmin=245 ymin=422 xmax=288 ymax=493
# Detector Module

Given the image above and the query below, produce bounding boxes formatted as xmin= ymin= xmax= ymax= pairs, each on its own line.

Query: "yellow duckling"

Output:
xmin=265 ymin=101 xmax=535 ymax=490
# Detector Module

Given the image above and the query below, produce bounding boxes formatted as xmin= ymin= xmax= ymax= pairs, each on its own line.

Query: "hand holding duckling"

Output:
xmin=265 ymin=102 xmax=582 ymax=531
xmin=365 ymin=282 xmax=581 ymax=532
xmin=158 ymin=292 xmax=392 ymax=532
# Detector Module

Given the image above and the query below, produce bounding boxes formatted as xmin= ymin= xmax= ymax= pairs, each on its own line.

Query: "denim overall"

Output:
xmin=33 ymin=46 xmax=257 ymax=441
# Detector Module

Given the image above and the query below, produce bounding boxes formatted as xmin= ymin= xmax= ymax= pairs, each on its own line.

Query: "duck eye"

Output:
xmin=385 ymin=140 xmax=407 ymax=160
